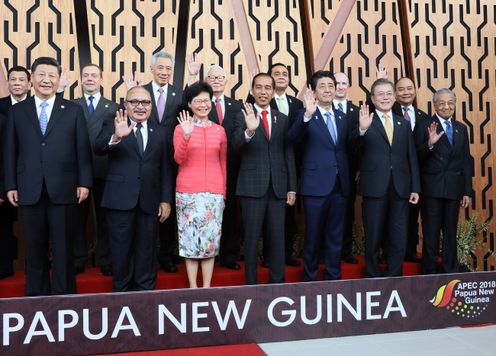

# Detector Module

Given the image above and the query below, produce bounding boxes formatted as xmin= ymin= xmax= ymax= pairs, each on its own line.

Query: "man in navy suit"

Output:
xmin=234 ymin=73 xmax=297 ymax=284
xmin=356 ymin=78 xmax=420 ymax=278
xmin=414 ymin=88 xmax=472 ymax=274
xmin=4 ymin=57 xmax=93 ymax=295
xmin=73 ymin=64 xmax=119 ymax=276
xmin=94 ymin=86 xmax=173 ymax=292
xmin=0 ymin=66 xmax=31 ymax=280
xmin=288 ymin=71 xmax=350 ymax=281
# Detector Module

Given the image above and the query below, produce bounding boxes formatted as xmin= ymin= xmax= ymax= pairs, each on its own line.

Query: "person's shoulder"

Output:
xmin=288 ymin=94 xmax=303 ymax=106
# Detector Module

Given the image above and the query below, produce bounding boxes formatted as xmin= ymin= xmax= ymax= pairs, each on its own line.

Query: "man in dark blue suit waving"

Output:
xmin=4 ymin=57 xmax=93 ymax=295
xmin=288 ymin=71 xmax=350 ymax=281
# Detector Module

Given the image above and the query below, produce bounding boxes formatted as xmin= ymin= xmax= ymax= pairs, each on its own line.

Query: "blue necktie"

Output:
xmin=88 ymin=95 xmax=95 ymax=115
xmin=324 ymin=112 xmax=338 ymax=144
xmin=445 ymin=120 xmax=453 ymax=145
xmin=39 ymin=101 xmax=48 ymax=135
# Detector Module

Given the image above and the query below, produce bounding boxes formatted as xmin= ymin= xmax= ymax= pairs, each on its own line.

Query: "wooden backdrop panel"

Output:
xmin=407 ymin=0 xmax=496 ymax=271
xmin=306 ymin=0 xmax=405 ymax=104
xmin=86 ymin=0 xmax=180 ymax=102
xmin=184 ymin=0 xmax=250 ymax=99
xmin=0 ymin=0 xmax=81 ymax=98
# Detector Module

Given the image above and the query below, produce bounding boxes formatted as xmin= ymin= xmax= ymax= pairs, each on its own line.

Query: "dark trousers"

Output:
xmin=19 ymin=188 xmax=77 ymax=296
xmin=405 ymin=201 xmax=421 ymax=258
xmin=303 ymin=179 xmax=346 ymax=281
xmin=421 ymin=197 xmax=460 ymax=274
xmin=342 ymin=172 xmax=358 ymax=258
xmin=107 ymin=207 xmax=158 ymax=292
xmin=362 ymin=182 xmax=409 ymax=277
xmin=241 ymin=187 xmax=285 ymax=285
xmin=0 ymin=202 xmax=17 ymax=271
xmin=219 ymin=171 xmax=240 ymax=264
xmin=262 ymin=204 xmax=297 ymax=263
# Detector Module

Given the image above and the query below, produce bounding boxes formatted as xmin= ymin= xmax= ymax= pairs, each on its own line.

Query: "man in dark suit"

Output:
xmin=288 ymin=71 xmax=350 ymax=281
xmin=94 ymin=86 xmax=173 ymax=292
xmin=356 ymin=78 xmax=420 ymax=278
xmin=333 ymin=71 xmax=360 ymax=264
xmin=73 ymin=64 xmax=119 ymax=276
xmin=0 ymin=66 xmax=31 ymax=280
xmin=203 ymin=65 xmax=244 ymax=270
xmin=142 ymin=51 xmax=183 ymax=273
xmin=393 ymin=77 xmax=430 ymax=262
xmin=234 ymin=73 xmax=297 ymax=284
xmin=413 ymin=88 xmax=472 ymax=274
xmin=4 ymin=57 xmax=93 ymax=295
xmin=247 ymin=63 xmax=303 ymax=267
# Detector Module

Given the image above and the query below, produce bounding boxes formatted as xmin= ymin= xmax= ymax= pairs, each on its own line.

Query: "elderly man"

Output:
xmin=94 ymin=86 xmax=173 ymax=291
xmin=0 ymin=66 xmax=31 ymax=280
xmin=356 ymin=78 xmax=420 ymax=278
xmin=414 ymin=88 xmax=472 ymax=274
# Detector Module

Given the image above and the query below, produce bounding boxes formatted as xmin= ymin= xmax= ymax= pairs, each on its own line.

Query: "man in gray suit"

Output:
xmin=234 ymin=73 xmax=297 ymax=285
xmin=73 ymin=64 xmax=119 ymax=276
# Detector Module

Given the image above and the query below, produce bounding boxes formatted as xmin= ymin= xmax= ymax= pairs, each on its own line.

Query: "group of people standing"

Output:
xmin=0 ymin=51 xmax=472 ymax=297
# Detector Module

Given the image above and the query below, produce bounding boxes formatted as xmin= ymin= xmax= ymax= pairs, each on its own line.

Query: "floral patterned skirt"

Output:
xmin=176 ymin=192 xmax=225 ymax=259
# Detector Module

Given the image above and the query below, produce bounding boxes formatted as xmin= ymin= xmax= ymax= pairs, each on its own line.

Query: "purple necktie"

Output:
xmin=157 ymin=87 xmax=166 ymax=122
xmin=403 ymin=107 xmax=411 ymax=121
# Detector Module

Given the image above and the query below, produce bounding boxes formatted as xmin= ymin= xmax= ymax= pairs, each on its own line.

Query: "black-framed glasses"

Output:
xmin=126 ymin=99 xmax=152 ymax=107
xmin=207 ymin=75 xmax=226 ymax=81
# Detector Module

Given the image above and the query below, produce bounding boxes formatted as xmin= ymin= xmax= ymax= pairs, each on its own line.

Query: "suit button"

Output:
xmin=41 ymin=142 xmax=46 ymax=146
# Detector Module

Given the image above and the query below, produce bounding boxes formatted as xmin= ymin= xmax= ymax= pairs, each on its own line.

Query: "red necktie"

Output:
xmin=261 ymin=109 xmax=270 ymax=140
xmin=216 ymin=98 xmax=223 ymax=125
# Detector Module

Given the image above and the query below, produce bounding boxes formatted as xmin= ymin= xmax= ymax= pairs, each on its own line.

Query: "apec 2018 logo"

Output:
xmin=430 ymin=279 xmax=495 ymax=318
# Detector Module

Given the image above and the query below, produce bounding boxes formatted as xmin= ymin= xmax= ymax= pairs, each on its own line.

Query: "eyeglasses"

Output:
xmin=207 ymin=75 xmax=226 ymax=81
xmin=373 ymin=91 xmax=394 ymax=98
xmin=126 ymin=99 xmax=152 ymax=107
xmin=191 ymin=98 xmax=211 ymax=105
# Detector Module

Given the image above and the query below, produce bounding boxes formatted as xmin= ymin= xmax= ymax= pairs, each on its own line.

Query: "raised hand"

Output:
xmin=241 ymin=102 xmax=260 ymax=134
xmin=122 ymin=72 xmax=139 ymax=89
xmin=303 ymin=85 xmax=317 ymax=118
xmin=376 ymin=64 xmax=389 ymax=79
xmin=113 ymin=109 xmax=135 ymax=140
xmin=58 ymin=67 xmax=71 ymax=92
xmin=359 ymin=103 xmax=373 ymax=131
xmin=427 ymin=121 xmax=444 ymax=147
xmin=177 ymin=110 xmax=194 ymax=136
xmin=187 ymin=53 xmax=202 ymax=76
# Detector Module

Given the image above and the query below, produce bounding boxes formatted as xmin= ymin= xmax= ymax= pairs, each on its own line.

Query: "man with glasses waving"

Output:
xmin=94 ymin=86 xmax=173 ymax=292
xmin=356 ymin=78 xmax=420 ymax=278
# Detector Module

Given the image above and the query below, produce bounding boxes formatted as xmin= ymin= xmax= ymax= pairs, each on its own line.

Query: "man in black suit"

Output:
xmin=247 ymin=63 xmax=303 ymax=267
xmin=234 ymin=73 xmax=297 ymax=284
xmin=356 ymin=78 xmax=420 ymax=278
xmin=0 ymin=66 xmax=31 ymax=280
xmin=73 ymin=64 xmax=119 ymax=276
xmin=203 ymin=65 xmax=244 ymax=270
xmin=94 ymin=86 xmax=173 ymax=292
xmin=142 ymin=51 xmax=183 ymax=273
xmin=414 ymin=88 xmax=472 ymax=274
xmin=393 ymin=77 xmax=430 ymax=262
xmin=333 ymin=71 xmax=360 ymax=264
xmin=4 ymin=57 xmax=93 ymax=295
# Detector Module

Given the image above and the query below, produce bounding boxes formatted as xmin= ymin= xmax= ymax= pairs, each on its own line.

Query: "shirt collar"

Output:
xmin=152 ymin=81 xmax=168 ymax=94
xmin=317 ymin=105 xmax=334 ymax=118
xmin=436 ymin=114 xmax=452 ymax=124
xmin=376 ymin=109 xmax=393 ymax=119
xmin=84 ymin=91 xmax=101 ymax=101
xmin=34 ymin=94 xmax=57 ymax=109
xmin=274 ymin=93 xmax=287 ymax=101
xmin=254 ymin=103 xmax=271 ymax=115
xmin=212 ymin=94 xmax=225 ymax=103
xmin=131 ymin=119 xmax=148 ymax=129
xmin=11 ymin=94 xmax=27 ymax=105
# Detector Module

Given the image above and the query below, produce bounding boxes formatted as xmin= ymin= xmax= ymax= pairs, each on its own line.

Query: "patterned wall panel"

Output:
xmin=86 ymin=0 xmax=180 ymax=102
xmin=408 ymin=0 xmax=496 ymax=271
xmin=306 ymin=0 xmax=405 ymax=104
xmin=0 ymin=0 xmax=81 ymax=98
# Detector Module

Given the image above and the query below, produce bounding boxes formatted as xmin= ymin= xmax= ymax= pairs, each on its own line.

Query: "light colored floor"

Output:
xmin=259 ymin=325 xmax=496 ymax=356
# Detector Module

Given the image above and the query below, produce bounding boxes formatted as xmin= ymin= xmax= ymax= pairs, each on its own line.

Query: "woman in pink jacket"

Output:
xmin=174 ymin=82 xmax=227 ymax=288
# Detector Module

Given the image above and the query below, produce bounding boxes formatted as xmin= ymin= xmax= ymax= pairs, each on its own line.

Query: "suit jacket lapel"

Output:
xmin=314 ymin=110 xmax=335 ymax=145
xmin=435 ymin=116 xmax=453 ymax=150
xmin=26 ymin=97 xmax=43 ymax=137
xmin=44 ymin=96 xmax=64 ymax=137
xmin=372 ymin=114 xmax=389 ymax=144
xmin=77 ymin=97 xmax=90 ymax=121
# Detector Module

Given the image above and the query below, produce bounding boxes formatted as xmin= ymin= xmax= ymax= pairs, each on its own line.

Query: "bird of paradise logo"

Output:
xmin=430 ymin=279 xmax=487 ymax=318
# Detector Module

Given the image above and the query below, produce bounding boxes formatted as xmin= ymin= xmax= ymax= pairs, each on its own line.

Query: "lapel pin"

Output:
xmin=289 ymin=98 xmax=292 ymax=104
xmin=228 ymin=102 xmax=231 ymax=106
xmin=105 ymin=104 xmax=109 ymax=108
xmin=397 ymin=121 xmax=401 ymax=125
xmin=149 ymin=128 xmax=153 ymax=132
xmin=455 ymin=129 xmax=458 ymax=133
xmin=172 ymin=92 xmax=176 ymax=96
xmin=61 ymin=105 xmax=65 ymax=109
xmin=350 ymin=107 xmax=354 ymax=111
xmin=273 ymin=115 xmax=277 ymax=124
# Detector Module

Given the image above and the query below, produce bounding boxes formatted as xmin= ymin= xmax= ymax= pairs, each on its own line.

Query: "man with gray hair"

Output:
xmin=413 ymin=88 xmax=472 ymax=274
xmin=143 ymin=51 xmax=183 ymax=273
xmin=188 ymin=59 xmax=244 ymax=270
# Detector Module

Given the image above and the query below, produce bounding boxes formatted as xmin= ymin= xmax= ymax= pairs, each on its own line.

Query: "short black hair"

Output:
xmin=309 ymin=70 xmax=336 ymax=90
xmin=185 ymin=81 xmax=213 ymax=104
xmin=269 ymin=63 xmax=288 ymax=74
xmin=31 ymin=57 xmax=62 ymax=75
xmin=394 ymin=76 xmax=416 ymax=90
xmin=251 ymin=73 xmax=275 ymax=89
xmin=371 ymin=78 xmax=394 ymax=96
xmin=81 ymin=63 xmax=103 ymax=77
xmin=7 ymin=66 xmax=30 ymax=81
